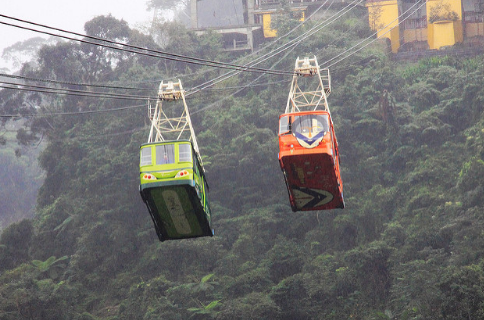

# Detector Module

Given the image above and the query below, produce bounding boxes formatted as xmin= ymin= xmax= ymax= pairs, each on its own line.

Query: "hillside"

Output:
xmin=1 ymin=9 xmax=484 ymax=320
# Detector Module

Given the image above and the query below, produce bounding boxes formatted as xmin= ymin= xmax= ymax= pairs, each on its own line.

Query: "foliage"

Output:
xmin=0 ymin=219 xmax=33 ymax=270
xmin=429 ymin=1 xmax=459 ymax=23
xmin=1 ymin=9 xmax=484 ymax=320
xmin=31 ymin=255 xmax=68 ymax=279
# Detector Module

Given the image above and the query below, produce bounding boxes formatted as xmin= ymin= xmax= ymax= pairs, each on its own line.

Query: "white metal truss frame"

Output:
xmin=285 ymin=56 xmax=332 ymax=114
xmin=147 ymin=80 xmax=203 ymax=166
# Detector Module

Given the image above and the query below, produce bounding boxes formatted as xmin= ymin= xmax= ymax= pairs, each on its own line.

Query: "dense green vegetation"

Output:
xmin=1 ymin=7 xmax=484 ymax=319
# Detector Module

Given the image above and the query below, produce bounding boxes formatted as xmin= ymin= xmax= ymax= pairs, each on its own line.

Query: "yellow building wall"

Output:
xmin=263 ymin=14 xmax=277 ymax=38
xmin=262 ymin=10 xmax=305 ymax=38
xmin=366 ymin=0 xmax=400 ymax=53
xmin=428 ymin=21 xmax=456 ymax=48
xmin=426 ymin=0 xmax=463 ymax=49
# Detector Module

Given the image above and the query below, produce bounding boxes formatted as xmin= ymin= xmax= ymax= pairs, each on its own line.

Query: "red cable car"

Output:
xmin=278 ymin=57 xmax=344 ymax=211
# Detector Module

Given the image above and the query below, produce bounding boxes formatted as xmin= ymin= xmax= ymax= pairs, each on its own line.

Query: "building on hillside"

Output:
xmin=189 ymin=0 xmax=352 ymax=52
xmin=366 ymin=0 xmax=484 ymax=53
xmin=189 ymin=0 xmax=256 ymax=51
xmin=252 ymin=0 xmax=312 ymax=38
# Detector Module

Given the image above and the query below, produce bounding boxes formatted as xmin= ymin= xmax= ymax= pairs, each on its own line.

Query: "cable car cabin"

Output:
xmin=139 ymin=140 xmax=213 ymax=241
xmin=278 ymin=110 xmax=344 ymax=211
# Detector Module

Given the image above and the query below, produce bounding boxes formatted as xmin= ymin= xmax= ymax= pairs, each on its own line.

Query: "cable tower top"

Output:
xmin=285 ymin=56 xmax=332 ymax=114
xmin=147 ymin=80 xmax=202 ymax=166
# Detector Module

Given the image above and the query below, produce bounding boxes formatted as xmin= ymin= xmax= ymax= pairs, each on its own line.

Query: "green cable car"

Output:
xmin=139 ymin=140 xmax=213 ymax=241
xmin=139 ymin=80 xmax=213 ymax=241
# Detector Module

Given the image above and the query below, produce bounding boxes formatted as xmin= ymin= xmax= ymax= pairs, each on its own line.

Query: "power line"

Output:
xmin=187 ymin=0 xmax=362 ymax=95
xmin=1 ymin=1 xmax=371 ymax=120
xmin=2 ymin=0 xmax=337 ymax=100
xmin=0 ymin=1 xmax=359 ymax=103
xmin=0 ymin=14 xmax=295 ymax=76
xmin=187 ymin=0 xmax=335 ymax=93
xmin=0 ymin=81 xmax=155 ymax=101
xmin=0 ymin=126 xmax=145 ymax=143
xmin=322 ymin=0 xmax=427 ymax=68
xmin=49 ymin=127 xmax=145 ymax=142
xmin=199 ymin=79 xmax=291 ymax=92
xmin=250 ymin=0 xmax=363 ymax=67
xmin=0 ymin=101 xmax=145 ymax=119
xmin=0 ymin=73 xmax=155 ymax=92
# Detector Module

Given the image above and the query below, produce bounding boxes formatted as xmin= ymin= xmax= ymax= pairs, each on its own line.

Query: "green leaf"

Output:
xmin=200 ymin=273 xmax=214 ymax=283
xmin=204 ymin=300 xmax=220 ymax=310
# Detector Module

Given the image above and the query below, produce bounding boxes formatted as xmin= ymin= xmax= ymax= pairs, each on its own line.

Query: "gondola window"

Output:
xmin=156 ymin=144 xmax=175 ymax=165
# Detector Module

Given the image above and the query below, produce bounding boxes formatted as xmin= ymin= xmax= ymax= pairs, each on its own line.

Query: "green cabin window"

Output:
xmin=140 ymin=147 xmax=152 ymax=166
xmin=156 ymin=144 xmax=175 ymax=165
xmin=179 ymin=144 xmax=192 ymax=162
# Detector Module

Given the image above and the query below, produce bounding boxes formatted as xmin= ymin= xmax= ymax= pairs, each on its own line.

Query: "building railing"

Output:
xmin=402 ymin=17 xmax=427 ymax=29
xmin=464 ymin=11 xmax=484 ymax=23
xmin=224 ymin=39 xmax=251 ymax=51
xmin=255 ymin=0 xmax=331 ymax=9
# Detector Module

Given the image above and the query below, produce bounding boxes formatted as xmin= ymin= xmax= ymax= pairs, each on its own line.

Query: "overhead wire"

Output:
xmin=17 ymin=1 xmax=354 ymax=112
xmin=1 ymin=3 xmax=329 ymax=99
xmin=184 ymin=0 xmax=333 ymax=91
xmin=1 ymin=1 xmax=440 ymax=149
xmin=188 ymin=0 xmax=344 ymax=95
xmin=0 ymin=4 xmax=357 ymax=139
xmin=0 ymin=102 xmax=145 ymax=119
xmin=0 ymin=127 xmax=145 ymax=143
xmin=187 ymin=0 xmax=363 ymax=95
xmin=0 ymin=1 xmax=358 ymax=103
xmin=246 ymin=0 xmax=363 ymax=68
xmin=0 ymin=73 xmax=155 ymax=92
xmin=322 ymin=0 xmax=427 ymax=68
xmin=0 ymin=0 xmax=410 ymax=147
xmin=0 ymin=14 xmax=295 ymax=76
xmin=189 ymin=0 xmax=344 ymax=113
xmin=192 ymin=34 xmax=303 ymax=115
xmin=49 ymin=127 xmax=146 ymax=142
xmin=189 ymin=0 xmax=366 ymax=100
xmin=1 ymin=0 xmax=386 ymax=120
xmin=199 ymin=79 xmax=291 ymax=92
xmin=0 ymin=81 xmax=156 ymax=101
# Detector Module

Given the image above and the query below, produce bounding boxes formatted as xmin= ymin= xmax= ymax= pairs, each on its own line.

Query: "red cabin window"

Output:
xmin=279 ymin=115 xmax=290 ymax=135
xmin=292 ymin=114 xmax=329 ymax=137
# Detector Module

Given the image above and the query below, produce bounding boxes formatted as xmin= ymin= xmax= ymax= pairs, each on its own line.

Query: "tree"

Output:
xmin=0 ymin=219 xmax=33 ymax=270
xmin=147 ymin=0 xmax=189 ymax=11
xmin=147 ymin=0 xmax=191 ymax=24
xmin=82 ymin=15 xmax=132 ymax=79
xmin=31 ymin=255 xmax=68 ymax=279
xmin=439 ymin=265 xmax=484 ymax=319
xmin=1 ymin=37 xmax=57 ymax=72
